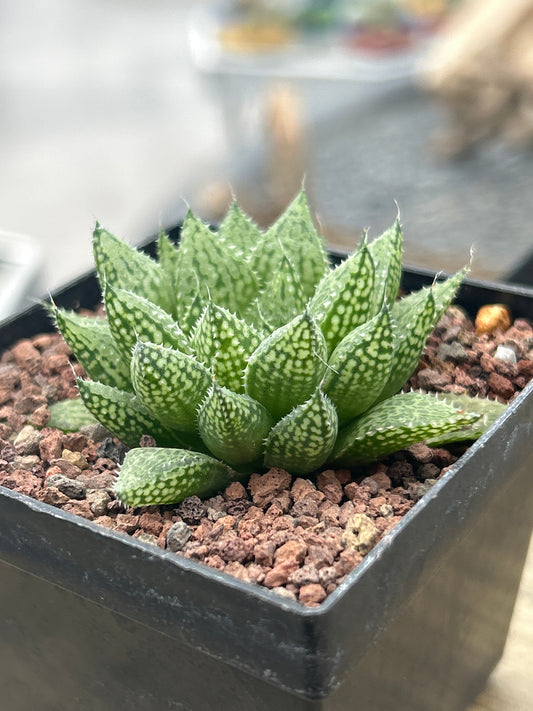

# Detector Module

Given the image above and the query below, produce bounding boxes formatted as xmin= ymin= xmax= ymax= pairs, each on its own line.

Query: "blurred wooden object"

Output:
xmin=469 ymin=535 xmax=533 ymax=710
xmin=196 ymin=82 xmax=308 ymax=227
xmin=424 ymin=0 xmax=533 ymax=155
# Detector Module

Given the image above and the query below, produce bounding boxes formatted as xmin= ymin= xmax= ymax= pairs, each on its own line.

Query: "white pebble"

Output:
xmin=494 ymin=345 xmax=517 ymax=364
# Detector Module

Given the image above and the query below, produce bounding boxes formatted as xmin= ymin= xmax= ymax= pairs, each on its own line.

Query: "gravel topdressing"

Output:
xmin=1 ymin=306 xmax=532 ymax=606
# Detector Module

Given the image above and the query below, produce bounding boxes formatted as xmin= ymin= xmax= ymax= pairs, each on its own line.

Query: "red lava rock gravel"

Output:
xmin=0 ymin=307 xmax=532 ymax=606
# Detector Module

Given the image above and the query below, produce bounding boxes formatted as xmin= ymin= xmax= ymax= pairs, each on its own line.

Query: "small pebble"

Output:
xmin=341 ymin=514 xmax=379 ymax=555
xmin=86 ymin=489 xmax=112 ymax=516
xmin=475 ymin=304 xmax=512 ymax=335
xmin=13 ymin=425 xmax=43 ymax=455
xmin=134 ymin=532 xmax=159 ymax=547
xmin=46 ymin=474 xmax=87 ymax=500
xmin=494 ymin=345 xmax=517 ymax=365
xmin=167 ymin=521 xmax=192 ymax=552
xmin=61 ymin=449 xmax=88 ymax=470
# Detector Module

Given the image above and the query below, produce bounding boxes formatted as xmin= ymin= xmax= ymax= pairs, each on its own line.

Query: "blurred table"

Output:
xmin=469 ymin=536 xmax=533 ymax=710
xmin=306 ymin=84 xmax=533 ymax=282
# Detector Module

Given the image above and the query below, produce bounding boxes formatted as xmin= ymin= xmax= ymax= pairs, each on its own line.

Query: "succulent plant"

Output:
xmin=51 ymin=190 xmax=503 ymax=507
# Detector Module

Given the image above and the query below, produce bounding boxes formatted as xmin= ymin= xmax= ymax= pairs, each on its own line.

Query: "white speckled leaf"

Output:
xmin=392 ymin=265 xmax=469 ymax=328
xmin=309 ymin=236 xmax=375 ymax=353
xmin=264 ymin=389 xmax=338 ymax=474
xmin=197 ymin=384 xmax=273 ymax=466
xmin=179 ymin=292 xmax=207 ymax=336
xmin=114 ymin=447 xmax=235 ymax=507
xmin=246 ymin=253 xmax=307 ymax=331
xmin=191 ymin=302 xmax=260 ymax=393
xmin=377 ymin=289 xmax=436 ymax=402
xmin=253 ymin=190 xmax=329 ymax=298
xmin=367 ymin=219 xmax=403 ymax=315
xmin=156 ymin=230 xmax=180 ymax=316
xmin=77 ymin=380 xmax=196 ymax=450
xmin=130 ymin=341 xmax=212 ymax=433
xmin=332 ymin=392 xmax=480 ymax=465
xmin=245 ymin=311 xmax=327 ymax=421
xmin=175 ymin=211 xmax=259 ymax=319
xmin=52 ymin=307 xmax=132 ymax=391
xmin=217 ymin=202 xmax=263 ymax=259
xmin=424 ymin=392 xmax=506 ymax=446
xmin=48 ymin=398 xmax=99 ymax=432
xmin=322 ymin=307 xmax=394 ymax=423
xmin=93 ymin=223 xmax=172 ymax=314
xmin=104 ymin=284 xmax=190 ymax=363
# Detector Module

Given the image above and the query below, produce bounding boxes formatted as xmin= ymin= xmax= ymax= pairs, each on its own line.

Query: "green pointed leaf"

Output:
xmin=254 ymin=189 xmax=329 ymax=298
xmin=48 ymin=398 xmax=99 ymax=432
xmin=157 ymin=230 xmax=179 ymax=272
xmin=93 ymin=223 xmax=172 ymax=314
xmin=367 ymin=219 xmax=403 ymax=315
xmin=218 ymin=201 xmax=262 ymax=258
xmin=131 ymin=342 xmax=212 ymax=433
xmin=175 ymin=211 xmax=259 ymax=319
xmin=191 ymin=302 xmax=260 ymax=392
xmin=52 ymin=307 xmax=132 ymax=391
xmin=104 ymin=284 xmax=190 ymax=363
xmin=309 ymin=237 xmax=375 ymax=352
xmin=246 ymin=253 xmax=307 ymax=331
xmin=425 ymin=392 xmax=506 ymax=446
xmin=77 ymin=379 xmax=190 ymax=449
xmin=322 ymin=307 xmax=394 ymax=423
xmin=179 ymin=292 xmax=207 ymax=336
xmin=265 ymin=389 xmax=338 ymax=474
xmin=392 ymin=265 xmax=469 ymax=328
xmin=156 ymin=230 xmax=180 ymax=316
xmin=245 ymin=311 xmax=327 ymax=421
xmin=198 ymin=384 xmax=272 ymax=466
xmin=115 ymin=447 xmax=235 ymax=507
xmin=377 ymin=289 xmax=436 ymax=402
xmin=332 ymin=392 xmax=480 ymax=465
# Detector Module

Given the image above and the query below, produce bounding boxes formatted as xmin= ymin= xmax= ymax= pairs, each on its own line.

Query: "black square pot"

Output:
xmin=1 ymin=232 xmax=532 ymax=711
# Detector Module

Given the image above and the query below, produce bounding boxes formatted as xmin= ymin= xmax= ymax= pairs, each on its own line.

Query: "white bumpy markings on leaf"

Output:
xmin=392 ymin=265 xmax=468 ymax=329
xmin=130 ymin=342 xmax=212 ymax=433
xmin=332 ymin=392 xmax=480 ymax=465
xmin=191 ymin=302 xmax=260 ymax=393
xmin=246 ymin=253 xmax=307 ymax=331
xmin=175 ymin=211 xmax=259 ymax=319
xmin=179 ymin=292 xmax=207 ymax=336
xmin=198 ymin=384 xmax=273 ymax=466
xmin=264 ymin=389 xmax=338 ymax=474
xmin=48 ymin=398 xmax=98 ymax=431
xmin=322 ymin=307 xmax=394 ymax=423
xmin=77 ymin=379 xmax=185 ymax=449
xmin=93 ymin=223 xmax=172 ymax=314
xmin=114 ymin=447 xmax=235 ymax=507
xmin=378 ymin=289 xmax=436 ymax=402
xmin=309 ymin=236 xmax=375 ymax=353
xmin=217 ymin=202 xmax=263 ymax=260
xmin=245 ymin=311 xmax=327 ymax=421
xmin=52 ymin=307 xmax=132 ymax=391
xmin=253 ymin=189 xmax=329 ymax=298
xmin=156 ymin=231 xmax=180 ymax=316
xmin=424 ymin=392 xmax=506 ymax=446
xmin=104 ymin=284 xmax=191 ymax=363
xmin=367 ymin=219 xmax=403 ymax=315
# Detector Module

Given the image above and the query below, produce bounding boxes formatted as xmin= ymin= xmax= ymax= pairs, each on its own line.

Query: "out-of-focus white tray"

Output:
xmin=188 ymin=5 xmax=435 ymax=83
xmin=0 ymin=231 xmax=43 ymax=322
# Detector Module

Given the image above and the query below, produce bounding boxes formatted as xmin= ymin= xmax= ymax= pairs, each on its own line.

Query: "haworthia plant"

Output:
xmin=50 ymin=189 xmax=504 ymax=507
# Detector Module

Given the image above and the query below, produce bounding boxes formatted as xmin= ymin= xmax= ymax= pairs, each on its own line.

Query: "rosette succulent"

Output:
xmin=51 ymin=191 xmax=503 ymax=507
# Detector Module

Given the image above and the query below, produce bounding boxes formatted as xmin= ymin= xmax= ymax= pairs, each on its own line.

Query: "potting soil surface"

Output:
xmin=0 ymin=307 xmax=532 ymax=607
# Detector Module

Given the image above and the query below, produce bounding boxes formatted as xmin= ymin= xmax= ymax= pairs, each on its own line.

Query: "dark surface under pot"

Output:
xmin=1 ymin=235 xmax=533 ymax=710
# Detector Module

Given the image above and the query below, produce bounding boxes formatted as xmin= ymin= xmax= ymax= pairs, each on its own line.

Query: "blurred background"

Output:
xmin=1 ymin=0 xmax=532 ymax=311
